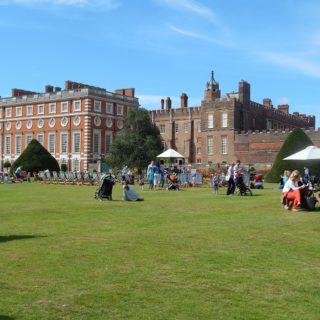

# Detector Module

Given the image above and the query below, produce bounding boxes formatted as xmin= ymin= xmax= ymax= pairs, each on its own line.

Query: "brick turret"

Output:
xmin=181 ymin=93 xmax=188 ymax=108
xmin=204 ymin=70 xmax=221 ymax=101
xmin=166 ymin=97 xmax=172 ymax=110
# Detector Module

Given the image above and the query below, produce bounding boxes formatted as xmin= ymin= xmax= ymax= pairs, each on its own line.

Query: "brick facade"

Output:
xmin=150 ymin=72 xmax=316 ymax=168
xmin=0 ymin=81 xmax=139 ymax=171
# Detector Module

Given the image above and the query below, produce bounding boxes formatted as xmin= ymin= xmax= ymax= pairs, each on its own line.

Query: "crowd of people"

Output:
xmin=5 ymin=160 xmax=318 ymax=212
xmin=0 ymin=166 xmax=31 ymax=184
xmin=280 ymin=167 xmax=317 ymax=211
xmin=117 ymin=159 xmax=264 ymax=201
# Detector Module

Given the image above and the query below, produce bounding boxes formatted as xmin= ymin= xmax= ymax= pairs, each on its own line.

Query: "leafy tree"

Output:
xmin=106 ymin=108 xmax=163 ymax=172
xmin=3 ymin=161 xmax=11 ymax=170
xmin=265 ymin=128 xmax=317 ymax=182
xmin=10 ymin=139 xmax=60 ymax=174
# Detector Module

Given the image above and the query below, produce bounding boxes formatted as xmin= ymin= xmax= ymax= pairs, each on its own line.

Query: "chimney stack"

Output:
xmin=166 ymin=97 xmax=172 ymax=110
xmin=161 ymin=99 xmax=165 ymax=110
xmin=180 ymin=93 xmax=188 ymax=108
xmin=45 ymin=85 xmax=54 ymax=93
xmin=11 ymin=88 xmax=37 ymax=97
xmin=277 ymin=104 xmax=289 ymax=114
xmin=263 ymin=98 xmax=272 ymax=108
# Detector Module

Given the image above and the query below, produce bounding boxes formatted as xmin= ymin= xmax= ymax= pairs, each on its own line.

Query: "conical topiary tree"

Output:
xmin=10 ymin=139 xmax=60 ymax=175
xmin=265 ymin=128 xmax=318 ymax=182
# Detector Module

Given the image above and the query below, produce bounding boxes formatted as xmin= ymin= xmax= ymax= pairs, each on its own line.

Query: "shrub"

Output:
xmin=3 ymin=161 xmax=11 ymax=169
xmin=265 ymin=128 xmax=317 ymax=182
xmin=10 ymin=139 xmax=60 ymax=174
xmin=61 ymin=164 xmax=68 ymax=172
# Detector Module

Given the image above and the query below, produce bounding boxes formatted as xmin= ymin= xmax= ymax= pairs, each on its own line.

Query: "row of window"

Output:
xmin=93 ymin=101 xmax=124 ymax=115
xmin=92 ymin=131 xmax=113 ymax=154
xmin=2 ymin=101 xmax=124 ymax=118
xmin=4 ymin=131 xmax=113 ymax=156
xmin=158 ymin=113 xmax=228 ymax=134
xmin=3 ymin=117 xmax=123 ymax=131
xmin=159 ymin=122 xmax=202 ymax=134
xmin=208 ymin=113 xmax=228 ymax=129
xmin=4 ymin=116 xmax=81 ymax=131
xmin=4 ymin=132 xmax=81 ymax=155
xmin=207 ymin=136 xmax=228 ymax=155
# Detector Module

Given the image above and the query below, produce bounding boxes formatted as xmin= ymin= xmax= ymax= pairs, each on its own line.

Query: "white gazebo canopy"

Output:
xmin=283 ymin=145 xmax=320 ymax=160
xmin=156 ymin=149 xmax=185 ymax=158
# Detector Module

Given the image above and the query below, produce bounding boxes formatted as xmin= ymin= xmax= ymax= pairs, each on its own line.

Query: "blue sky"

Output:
xmin=1 ymin=0 xmax=320 ymax=125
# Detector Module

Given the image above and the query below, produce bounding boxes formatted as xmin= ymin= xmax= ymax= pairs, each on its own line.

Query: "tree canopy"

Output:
xmin=106 ymin=108 xmax=163 ymax=172
xmin=10 ymin=139 xmax=60 ymax=174
xmin=265 ymin=128 xmax=318 ymax=182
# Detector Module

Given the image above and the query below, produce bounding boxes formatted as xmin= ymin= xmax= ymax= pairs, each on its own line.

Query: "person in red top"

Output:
xmin=254 ymin=174 xmax=264 ymax=189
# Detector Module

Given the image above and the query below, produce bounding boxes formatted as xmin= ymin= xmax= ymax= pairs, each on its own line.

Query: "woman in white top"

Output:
xmin=226 ymin=163 xmax=235 ymax=195
xmin=282 ymin=170 xmax=305 ymax=211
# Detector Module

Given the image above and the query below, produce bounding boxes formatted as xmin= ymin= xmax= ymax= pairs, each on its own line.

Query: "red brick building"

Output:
xmin=0 ymin=81 xmax=139 ymax=171
xmin=150 ymin=72 xmax=316 ymax=168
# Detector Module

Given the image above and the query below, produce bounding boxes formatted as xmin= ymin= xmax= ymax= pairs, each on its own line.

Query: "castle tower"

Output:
xmin=204 ymin=70 xmax=221 ymax=101
xmin=239 ymin=80 xmax=250 ymax=106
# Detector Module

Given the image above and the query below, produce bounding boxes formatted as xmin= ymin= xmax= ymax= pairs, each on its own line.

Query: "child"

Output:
xmin=139 ymin=175 xmax=145 ymax=190
xmin=211 ymin=174 xmax=220 ymax=195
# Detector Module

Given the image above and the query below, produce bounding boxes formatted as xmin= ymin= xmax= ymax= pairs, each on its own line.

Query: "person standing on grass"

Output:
xmin=282 ymin=170 xmax=305 ymax=211
xmin=153 ymin=162 xmax=161 ymax=190
xmin=233 ymin=159 xmax=242 ymax=187
xmin=139 ymin=175 xmax=145 ymax=190
xmin=211 ymin=173 xmax=220 ymax=195
xmin=226 ymin=163 xmax=235 ymax=196
xmin=147 ymin=161 xmax=155 ymax=190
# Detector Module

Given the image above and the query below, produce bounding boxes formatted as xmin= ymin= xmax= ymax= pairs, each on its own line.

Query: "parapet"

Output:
xmin=64 ymin=80 xmax=106 ymax=92
xmin=236 ymin=127 xmax=317 ymax=135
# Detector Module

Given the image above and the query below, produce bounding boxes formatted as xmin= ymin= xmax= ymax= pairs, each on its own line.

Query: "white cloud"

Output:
xmin=157 ymin=0 xmax=214 ymax=18
xmin=263 ymin=52 xmax=320 ymax=78
xmin=168 ymin=24 xmax=234 ymax=48
xmin=168 ymin=24 xmax=213 ymax=42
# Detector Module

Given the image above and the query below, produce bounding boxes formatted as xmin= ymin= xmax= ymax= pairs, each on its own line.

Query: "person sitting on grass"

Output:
xmin=14 ymin=166 xmax=23 ymax=180
xmin=282 ymin=170 xmax=305 ymax=211
xmin=254 ymin=174 xmax=264 ymax=189
xmin=122 ymin=180 xmax=144 ymax=201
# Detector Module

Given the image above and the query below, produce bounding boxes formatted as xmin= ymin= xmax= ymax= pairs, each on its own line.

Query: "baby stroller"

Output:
xmin=235 ymin=173 xmax=252 ymax=196
xmin=166 ymin=174 xmax=180 ymax=191
xmin=95 ymin=173 xmax=116 ymax=200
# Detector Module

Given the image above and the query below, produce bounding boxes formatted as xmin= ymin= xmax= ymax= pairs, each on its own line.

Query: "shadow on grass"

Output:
xmin=0 ymin=235 xmax=47 ymax=243
xmin=0 ymin=316 xmax=14 ymax=320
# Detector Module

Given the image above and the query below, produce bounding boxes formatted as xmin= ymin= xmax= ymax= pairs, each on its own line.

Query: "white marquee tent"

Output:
xmin=156 ymin=149 xmax=185 ymax=158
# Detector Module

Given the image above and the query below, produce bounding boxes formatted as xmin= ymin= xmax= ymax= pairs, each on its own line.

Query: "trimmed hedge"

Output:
xmin=265 ymin=128 xmax=319 ymax=182
xmin=10 ymin=139 xmax=60 ymax=175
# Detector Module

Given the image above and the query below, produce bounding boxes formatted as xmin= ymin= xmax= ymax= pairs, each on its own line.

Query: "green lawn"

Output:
xmin=1 ymin=182 xmax=320 ymax=320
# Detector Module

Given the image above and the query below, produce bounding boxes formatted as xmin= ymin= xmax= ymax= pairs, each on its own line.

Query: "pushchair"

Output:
xmin=166 ymin=174 xmax=180 ymax=191
xmin=94 ymin=174 xmax=116 ymax=200
xmin=235 ymin=173 xmax=252 ymax=196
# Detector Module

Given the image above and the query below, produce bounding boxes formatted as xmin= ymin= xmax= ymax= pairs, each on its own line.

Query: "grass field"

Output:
xmin=1 ymin=182 xmax=320 ymax=320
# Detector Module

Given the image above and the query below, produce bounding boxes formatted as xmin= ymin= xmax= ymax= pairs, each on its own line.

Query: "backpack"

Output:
xmin=235 ymin=172 xmax=242 ymax=179
xmin=302 ymin=195 xmax=317 ymax=211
